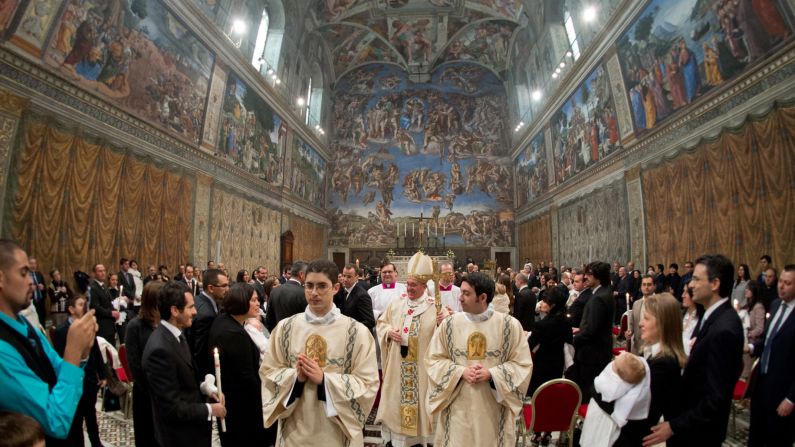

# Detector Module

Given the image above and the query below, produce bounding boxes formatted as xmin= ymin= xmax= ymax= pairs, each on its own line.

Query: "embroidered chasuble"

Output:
xmin=426 ymin=311 xmax=533 ymax=447
xmin=375 ymin=292 xmax=447 ymax=446
xmin=260 ymin=313 xmax=378 ymax=446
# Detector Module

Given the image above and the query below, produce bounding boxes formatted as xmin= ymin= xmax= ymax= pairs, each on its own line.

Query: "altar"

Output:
xmin=388 ymin=255 xmax=453 ymax=279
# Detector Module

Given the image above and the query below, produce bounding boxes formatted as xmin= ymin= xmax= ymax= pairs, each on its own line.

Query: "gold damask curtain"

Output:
xmin=517 ymin=213 xmax=552 ymax=265
xmin=291 ymin=214 xmax=326 ymax=261
xmin=642 ymin=105 xmax=794 ymax=269
xmin=8 ymin=120 xmax=193 ymax=287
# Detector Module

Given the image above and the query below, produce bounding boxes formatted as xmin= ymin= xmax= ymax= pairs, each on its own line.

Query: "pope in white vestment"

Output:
xmin=427 ymin=272 xmax=533 ymax=447
xmin=376 ymin=252 xmax=446 ymax=447
xmin=261 ymin=260 xmax=379 ymax=446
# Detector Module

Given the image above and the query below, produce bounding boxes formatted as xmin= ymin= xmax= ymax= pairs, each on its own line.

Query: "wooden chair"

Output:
xmin=517 ymin=379 xmax=582 ymax=447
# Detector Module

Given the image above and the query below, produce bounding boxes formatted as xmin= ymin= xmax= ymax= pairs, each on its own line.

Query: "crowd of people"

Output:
xmin=0 ymin=237 xmax=792 ymax=447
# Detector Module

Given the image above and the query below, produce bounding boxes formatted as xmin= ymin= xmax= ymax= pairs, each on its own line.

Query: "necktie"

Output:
xmin=31 ymin=273 xmax=41 ymax=301
xmin=178 ymin=333 xmax=191 ymax=359
xmin=761 ymin=303 xmax=788 ymax=374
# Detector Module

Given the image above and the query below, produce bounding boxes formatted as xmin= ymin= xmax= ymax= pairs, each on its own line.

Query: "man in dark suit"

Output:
xmin=251 ymin=266 xmax=268 ymax=308
xmin=117 ymin=258 xmax=136 ymax=301
xmin=265 ymin=261 xmax=307 ymax=332
xmin=189 ymin=268 xmax=227 ymax=378
xmin=333 ymin=263 xmax=375 ymax=331
xmin=613 ymin=266 xmax=631 ymax=324
xmin=184 ymin=264 xmax=200 ymax=297
xmin=53 ymin=296 xmax=106 ymax=447
xmin=28 ymin=257 xmax=46 ymax=327
xmin=513 ymin=273 xmax=537 ymax=331
xmin=748 ymin=264 xmax=795 ymax=446
xmin=645 ymin=254 xmax=744 ymax=446
xmin=89 ymin=264 xmax=118 ymax=343
xmin=143 ymin=281 xmax=226 ymax=447
xmin=567 ymin=271 xmax=591 ymax=328
xmin=566 ymin=261 xmax=614 ymax=403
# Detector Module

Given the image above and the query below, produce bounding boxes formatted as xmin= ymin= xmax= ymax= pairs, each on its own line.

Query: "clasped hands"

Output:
xmin=296 ymin=354 xmax=324 ymax=385
xmin=462 ymin=363 xmax=491 ymax=385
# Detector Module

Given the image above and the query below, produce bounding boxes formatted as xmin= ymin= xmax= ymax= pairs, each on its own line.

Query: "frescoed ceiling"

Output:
xmin=309 ymin=0 xmax=542 ymax=80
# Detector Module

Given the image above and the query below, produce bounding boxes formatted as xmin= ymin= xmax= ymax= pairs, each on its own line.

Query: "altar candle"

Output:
xmin=434 ymin=222 xmax=438 ymax=236
xmin=213 ymin=348 xmax=227 ymax=432
xmin=625 ymin=293 xmax=630 ymax=309
xmin=412 ymin=223 xmax=415 ymax=237
xmin=443 ymin=221 xmax=446 ymax=237
xmin=734 ymin=299 xmax=739 ymax=311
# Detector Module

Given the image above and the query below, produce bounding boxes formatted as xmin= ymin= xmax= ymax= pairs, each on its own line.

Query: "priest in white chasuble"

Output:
xmin=427 ymin=272 xmax=533 ymax=447
xmin=260 ymin=260 xmax=379 ymax=446
xmin=367 ymin=262 xmax=406 ymax=321
xmin=376 ymin=252 xmax=447 ymax=447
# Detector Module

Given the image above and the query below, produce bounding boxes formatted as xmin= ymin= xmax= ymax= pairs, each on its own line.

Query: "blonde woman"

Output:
xmin=615 ymin=293 xmax=685 ymax=445
xmin=492 ymin=282 xmax=510 ymax=314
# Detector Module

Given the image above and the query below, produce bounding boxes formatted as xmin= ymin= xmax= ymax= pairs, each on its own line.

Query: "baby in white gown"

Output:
xmin=580 ymin=352 xmax=652 ymax=446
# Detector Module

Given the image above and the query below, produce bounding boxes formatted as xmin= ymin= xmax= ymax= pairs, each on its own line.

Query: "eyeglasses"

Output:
xmin=304 ymin=282 xmax=331 ymax=292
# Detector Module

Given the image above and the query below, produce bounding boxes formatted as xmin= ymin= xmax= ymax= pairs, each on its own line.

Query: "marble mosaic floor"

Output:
xmin=90 ymin=402 xmax=751 ymax=447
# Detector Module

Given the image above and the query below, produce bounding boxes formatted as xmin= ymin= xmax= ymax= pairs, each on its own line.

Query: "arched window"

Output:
xmin=251 ymin=10 xmax=270 ymax=70
xmin=563 ymin=9 xmax=580 ymax=60
xmin=252 ymin=0 xmax=285 ymax=77
xmin=306 ymin=62 xmax=324 ymax=128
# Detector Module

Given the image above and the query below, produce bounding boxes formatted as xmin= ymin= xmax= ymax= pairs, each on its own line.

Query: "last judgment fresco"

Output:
xmin=329 ymin=62 xmax=514 ymax=248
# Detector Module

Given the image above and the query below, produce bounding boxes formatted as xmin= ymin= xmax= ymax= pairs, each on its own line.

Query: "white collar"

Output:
xmin=519 ymin=284 xmax=528 ymax=291
xmin=464 ymin=304 xmax=494 ymax=322
xmin=160 ymin=319 xmax=182 ymax=341
xmin=644 ymin=342 xmax=661 ymax=359
xmin=304 ymin=305 xmax=341 ymax=325
xmin=702 ymin=297 xmax=729 ymax=324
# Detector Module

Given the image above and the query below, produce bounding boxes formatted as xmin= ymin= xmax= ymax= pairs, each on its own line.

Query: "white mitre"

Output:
xmin=406 ymin=251 xmax=434 ymax=283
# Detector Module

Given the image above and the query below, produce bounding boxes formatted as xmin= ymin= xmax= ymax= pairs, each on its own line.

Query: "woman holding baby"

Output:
xmin=615 ymin=292 xmax=685 ymax=446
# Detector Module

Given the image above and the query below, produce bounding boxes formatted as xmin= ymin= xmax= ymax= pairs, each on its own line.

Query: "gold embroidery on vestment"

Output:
xmin=304 ymin=334 xmax=327 ymax=368
xmin=467 ymin=331 xmax=487 ymax=360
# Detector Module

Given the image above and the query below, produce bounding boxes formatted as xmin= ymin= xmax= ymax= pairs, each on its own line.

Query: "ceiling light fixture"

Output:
xmin=566 ymin=51 xmax=572 ymax=58
xmin=552 ymin=72 xmax=559 ymax=79
xmin=231 ymin=19 xmax=247 ymax=35
xmin=583 ymin=6 xmax=597 ymax=22
xmin=531 ymin=90 xmax=542 ymax=101
xmin=560 ymin=62 xmax=566 ymax=68
xmin=297 ymin=97 xmax=306 ymax=107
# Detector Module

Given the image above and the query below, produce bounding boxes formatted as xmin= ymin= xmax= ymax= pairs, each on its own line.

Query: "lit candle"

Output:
xmin=412 ymin=223 xmax=415 ymax=237
xmin=443 ymin=221 xmax=446 ymax=237
xmin=733 ymin=299 xmax=739 ymax=311
xmin=625 ymin=292 xmax=630 ymax=309
xmin=213 ymin=348 xmax=227 ymax=432
xmin=434 ymin=222 xmax=438 ymax=236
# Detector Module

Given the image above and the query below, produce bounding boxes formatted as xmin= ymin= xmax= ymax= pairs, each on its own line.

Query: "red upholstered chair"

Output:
xmin=518 ymin=379 xmax=582 ymax=447
xmin=118 ymin=344 xmax=133 ymax=383
xmin=730 ymin=379 xmax=747 ymax=436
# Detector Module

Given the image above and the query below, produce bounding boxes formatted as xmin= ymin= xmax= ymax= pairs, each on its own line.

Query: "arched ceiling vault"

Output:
xmin=307 ymin=0 xmax=546 ymax=82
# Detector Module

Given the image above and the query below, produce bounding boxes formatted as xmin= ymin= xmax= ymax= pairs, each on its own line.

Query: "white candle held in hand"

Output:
xmin=213 ymin=348 xmax=227 ymax=432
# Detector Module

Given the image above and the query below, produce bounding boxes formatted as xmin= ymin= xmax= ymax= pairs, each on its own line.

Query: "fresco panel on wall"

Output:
xmin=617 ymin=0 xmax=792 ymax=135
xmin=43 ymin=0 xmax=214 ymax=146
xmin=514 ymin=129 xmax=547 ymax=208
xmin=329 ymin=62 xmax=513 ymax=248
xmin=549 ymin=64 xmax=621 ymax=186
xmin=218 ymin=72 xmax=286 ymax=185
xmin=290 ymin=136 xmax=327 ymax=208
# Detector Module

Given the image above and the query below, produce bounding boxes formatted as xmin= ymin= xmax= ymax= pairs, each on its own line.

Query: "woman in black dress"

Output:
xmin=209 ymin=283 xmax=275 ymax=446
xmin=527 ymin=286 xmax=573 ymax=445
xmin=615 ymin=292 xmax=685 ymax=446
xmin=124 ymin=280 xmax=163 ymax=447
